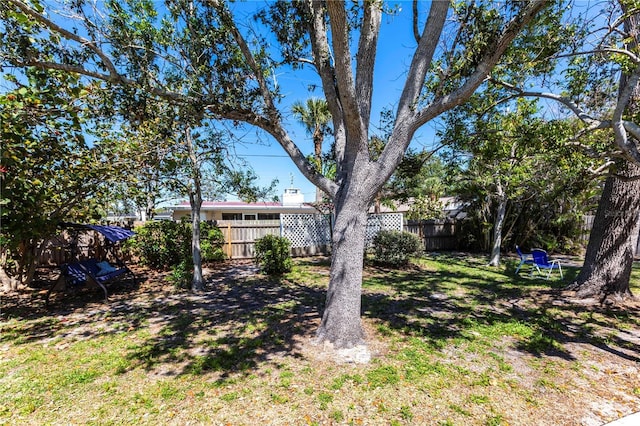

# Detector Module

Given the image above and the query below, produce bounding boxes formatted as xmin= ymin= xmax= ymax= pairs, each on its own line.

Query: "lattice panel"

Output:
xmin=281 ymin=214 xmax=331 ymax=248
xmin=281 ymin=213 xmax=402 ymax=248
xmin=365 ymin=213 xmax=404 ymax=247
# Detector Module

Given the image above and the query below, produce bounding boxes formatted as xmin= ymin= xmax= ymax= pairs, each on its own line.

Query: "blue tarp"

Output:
xmin=85 ymin=224 xmax=135 ymax=243
xmin=61 ymin=223 xmax=135 ymax=243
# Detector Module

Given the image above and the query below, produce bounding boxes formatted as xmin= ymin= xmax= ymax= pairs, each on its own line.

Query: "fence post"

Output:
xmin=227 ymin=223 xmax=232 ymax=259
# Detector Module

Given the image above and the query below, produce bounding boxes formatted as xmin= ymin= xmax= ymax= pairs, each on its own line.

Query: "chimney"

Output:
xmin=282 ymin=188 xmax=304 ymax=206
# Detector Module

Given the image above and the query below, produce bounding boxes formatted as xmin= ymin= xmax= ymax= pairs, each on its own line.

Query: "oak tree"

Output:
xmin=1 ymin=0 xmax=551 ymax=350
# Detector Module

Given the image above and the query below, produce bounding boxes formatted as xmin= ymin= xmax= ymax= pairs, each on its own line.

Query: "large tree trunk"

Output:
xmin=316 ymin=191 xmax=368 ymax=348
xmin=568 ymin=7 xmax=640 ymax=302
xmin=567 ymin=159 xmax=640 ymax=301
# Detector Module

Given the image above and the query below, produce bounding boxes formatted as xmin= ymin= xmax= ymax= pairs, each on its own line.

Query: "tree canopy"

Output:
xmin=0 ymin=69 xmax=118 ymax=289
xmin=1 ymin=0 xmax=561 ymax=350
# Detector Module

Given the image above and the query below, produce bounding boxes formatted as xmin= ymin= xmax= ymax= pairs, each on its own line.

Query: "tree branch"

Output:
xmin=412 ymin=0 xmax=420 ymax=43
xmin=355 ymin=0 xmax=382 ymax=131
xmin=303 ymin=0 xmax=346 ymax=178
xmin=490 ymin=78 xmax=601 ymax=126
xmin=7 ymin=0 xmax=121 ymax=81
xmin=326 ymin=0 xmax=367 ymax=158
xmin=418 ymin=0 xmax=549 ymax=125
xmin=397 ymin=1 xmax=449 ymax=125
xmin=207 ymin=0 xmax=337 ymax=199
xmin=374 ymin=0 xmax=549 ymax=198
xmin=611 ymin=64 xmax=640 ymax=164
xmin=370 ymin=0 xmax=449 ymax=191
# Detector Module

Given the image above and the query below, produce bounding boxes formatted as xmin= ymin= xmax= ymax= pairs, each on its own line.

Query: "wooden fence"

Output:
xmin=37 ymin=218 xmax=460 ymax=264
xmin=216 ymin=214 xmax=405 ymax=259
xmin=36 ymin=214 xmax=636 ymax=264
xmin=214 ymin=217 xmax=457 ymax=259
xmin=404 ymin=219 xmax=459 ymax=251
xmin=216 ymin=220 xmax=281 ymax=259
xmin=38 ymin=231 xmax=130 ymax=266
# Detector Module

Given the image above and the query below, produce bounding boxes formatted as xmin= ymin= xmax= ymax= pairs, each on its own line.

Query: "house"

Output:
xmin=368 ymin=196 xmax=465 ymax=220
xmin=170 ymin=188 xmax=318 ymax=221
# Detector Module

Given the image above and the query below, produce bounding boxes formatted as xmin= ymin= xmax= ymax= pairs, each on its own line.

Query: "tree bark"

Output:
xmin=567 ymin=159 xmax=640 ymax=301
xmin=186 ymin=127 xmax=205 ymax=292
xmin=316 ymin=189 xmax=369 ymax=348
xmin=567 ymin=5 xmax=640 ymax=303
xmin=488 ymin=181 xmax=507 ymax=267
xmin=190 ymin=191 xmax=205 ymax=292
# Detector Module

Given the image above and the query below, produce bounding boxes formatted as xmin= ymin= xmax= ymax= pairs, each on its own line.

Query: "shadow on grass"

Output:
xmin=122 ymin=271 xmax=326 ymax=378
xmin=1 ymin=263 xmax=327 ymax=379
xmin=362 ymin=254 xmax=640 ymax=363
xmin=2 ymin=255 xmax=639 ymax=379
xmin=0 ymin=271 xmax=145 ymax=344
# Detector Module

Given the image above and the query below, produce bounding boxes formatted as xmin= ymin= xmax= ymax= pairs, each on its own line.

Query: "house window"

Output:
xmin=243 ymin=214 xmax=257 ymax=221
xmin=258 ymin=213 xmax=280 ymax=220
xmin=222 ymin=213 xmax=242 ymax=220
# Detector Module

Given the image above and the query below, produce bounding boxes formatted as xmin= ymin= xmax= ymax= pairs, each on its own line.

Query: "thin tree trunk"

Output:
xmin=314 ymin=133 xmax=325 ymax=203
xmin=567 ymin=159 xmax=640 ymax=301
xmin=145 ymin=190 xmax=155 ymax=220
xmin=316 ymin=193 xmax=368 ymax=348
xmin=186 ymin=126 xmax=205 ymax=292
xmin=488 ymin=181 xmax=507 ymax=267
xmin=190 ymin=191 xmax=205 ymax=292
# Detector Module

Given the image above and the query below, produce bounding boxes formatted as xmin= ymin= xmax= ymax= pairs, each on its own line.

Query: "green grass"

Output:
xmin=1 ymin=254 xmax=639 ymax=425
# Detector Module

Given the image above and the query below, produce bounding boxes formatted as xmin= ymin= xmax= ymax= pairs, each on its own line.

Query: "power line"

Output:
xmin=237 ymin=154 xmax=292 ymax=158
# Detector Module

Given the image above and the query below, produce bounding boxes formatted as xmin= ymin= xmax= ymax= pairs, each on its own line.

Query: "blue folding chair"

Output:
xmin=530 ymin=249 xmax=563 ymax=280
xmin=515 ymin=245 xmax=534 ymax=274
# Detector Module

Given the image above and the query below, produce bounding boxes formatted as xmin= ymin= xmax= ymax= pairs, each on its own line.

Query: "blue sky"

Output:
xmin=227 ymin=1 xmax=440 ymax=202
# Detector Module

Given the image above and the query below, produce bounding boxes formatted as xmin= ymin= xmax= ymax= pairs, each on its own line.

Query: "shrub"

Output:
xmin=201 ymin=222 xmax=226 ymax=262
xmin=168 ymin=259 xmax=192 ymax=289
xmin=372 ymin=230 xmax=422 ymax=267
xmin=126 ymin=220 xmax=191 ymax=269
xmin=254 ymin=234 xmax=292 ymax=275
xmin=125 ymin=220 xmax=226 ymax=269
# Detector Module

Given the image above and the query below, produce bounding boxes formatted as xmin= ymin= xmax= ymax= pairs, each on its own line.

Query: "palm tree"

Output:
xmin=292 ymin=98 xmax=332 ymax=201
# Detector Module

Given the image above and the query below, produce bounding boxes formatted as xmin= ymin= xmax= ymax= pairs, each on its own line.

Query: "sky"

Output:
xmin=225 ymin=1 xmax=441 ymax=203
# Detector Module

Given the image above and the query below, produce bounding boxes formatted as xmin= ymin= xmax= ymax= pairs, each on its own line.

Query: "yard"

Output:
xmin=1 ymin=254 xmax=639 ymax=425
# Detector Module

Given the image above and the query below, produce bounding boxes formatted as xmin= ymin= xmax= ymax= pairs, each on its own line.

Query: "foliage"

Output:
xmin=127 ymin=220 xmax=191 ymax=270
xmin=168 ymin=259 xmax=193 ymax=290
xmin=0 ymin=69 xmax=115 ymax=286
xmin=127 ymin=220 xmax=226 ymax=269
xmin=254 ymin=235 xmax=292 ymax=275
xmin=406 ymin=196 xmax=445 ymax=221
xmin=440 ymin=98 xmax=602 ymax=254
xmin=372 ymin=230 xmax=423 ymax=267
xmin=200 ymin=222 xmax=226 ymax=262
xmin=292 ymin=98 xmax=332 ymax=158
xmin=387 ymin=150 xmax=449 ymax=220
xmin=368 ymin=111 xmax=449 ymax=219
